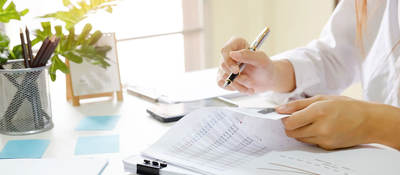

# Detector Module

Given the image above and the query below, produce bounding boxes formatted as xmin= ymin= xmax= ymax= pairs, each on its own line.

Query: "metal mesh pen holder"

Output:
xmin=0 ymin=60 xmax=53 ymax=135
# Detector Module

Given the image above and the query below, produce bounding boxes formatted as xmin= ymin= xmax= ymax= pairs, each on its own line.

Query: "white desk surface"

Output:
xmin=0 ymin=76 xmax=176 ymax=175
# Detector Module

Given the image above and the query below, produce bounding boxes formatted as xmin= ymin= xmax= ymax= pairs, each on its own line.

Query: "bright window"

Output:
xmin=6 ymin=0 xmax=204 ymax=84
xmin=83 ymin=0 xmax=186 ymax=84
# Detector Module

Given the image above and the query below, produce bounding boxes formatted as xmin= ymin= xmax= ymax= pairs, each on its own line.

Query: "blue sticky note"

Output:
xmin=76 ymin=115 xmax=120 ymax=131
xmin=0 ymin=139 xmax=50 ymax=159
xmin=75 ymin=135 xmax=119 ymax=155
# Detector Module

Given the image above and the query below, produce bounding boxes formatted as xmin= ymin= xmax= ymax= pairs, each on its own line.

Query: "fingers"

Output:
xmin=230 ymin=49 xmax=269 ymax=67
xmin=230 ymin=81 xmax=249 ymax=93
xmin=296 ymin=137 xmax=318 ymax=145
xmin=296 ymin=137 xmax=336 ymax=150
xmin=221 ymin=37 xmax=249 ymax=60
xmin=282 ymin=108 xmax=318 ymax=131
xmin=218 ymin=77 xmax=254 ymax=94
xmin=217 ymin=65 xmax=255 ymax=94
xmin=220 ymin=37 xmax=249 ymax=74
xmin=221 ymin=59 xmax=240 ymax=74
xmin=276 ymin=95 xmax=326 ymax=114
xmin=285 ymin=124 xmax=317 ymax=138
xmin=235 ymin=74 xmax=255 ymax=90
xmin=217 ymin=68 xmax=235 ymax=91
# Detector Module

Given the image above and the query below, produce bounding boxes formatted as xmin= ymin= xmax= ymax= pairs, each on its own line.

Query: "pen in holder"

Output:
xmin=0 ymin=59 xmax=53 ymax=135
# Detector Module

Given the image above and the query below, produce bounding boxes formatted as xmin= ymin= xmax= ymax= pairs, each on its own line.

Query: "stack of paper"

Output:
xmin=126 ymin=107 xmax=400 ymax=175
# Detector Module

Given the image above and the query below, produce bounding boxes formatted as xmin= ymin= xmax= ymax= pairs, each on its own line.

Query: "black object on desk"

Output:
xmin=137 ymin=159 xmax=167 ymax=175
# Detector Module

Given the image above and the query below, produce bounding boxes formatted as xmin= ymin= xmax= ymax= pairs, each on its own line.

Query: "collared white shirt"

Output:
xmin=271 ymin=0 xmax=400 ymax=106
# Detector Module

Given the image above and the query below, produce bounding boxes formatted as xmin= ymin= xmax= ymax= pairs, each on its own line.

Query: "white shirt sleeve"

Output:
xmin=270 ymin=0 xmax=363 ymax=102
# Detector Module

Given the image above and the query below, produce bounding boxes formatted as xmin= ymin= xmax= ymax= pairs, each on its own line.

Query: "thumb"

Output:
xmin=229 ymin=49 xmax=269 ymax=66
xmin=276 ymin=96 xmax=325 ymax=114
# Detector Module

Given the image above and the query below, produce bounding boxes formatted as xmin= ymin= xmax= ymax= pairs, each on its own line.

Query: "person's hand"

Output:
xmin=217 ymin=37 xmax=276 ymax=94
xmin=276 ymin=95 xmax=376 ymax=150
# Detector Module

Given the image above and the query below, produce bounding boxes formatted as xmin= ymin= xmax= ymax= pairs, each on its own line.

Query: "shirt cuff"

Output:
xmin=268 ymin=51 xmax=321 ymax=103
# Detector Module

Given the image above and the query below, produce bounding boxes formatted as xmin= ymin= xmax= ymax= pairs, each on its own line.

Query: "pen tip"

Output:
xmin=19 ymin=28 xmax=23 ymax=33
xmin=223 ymin=81 xmax=229 ymax=88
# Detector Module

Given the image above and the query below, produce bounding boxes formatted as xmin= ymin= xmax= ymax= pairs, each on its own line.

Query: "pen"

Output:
xmin=223 ymin=27 xmax=271 ymax=88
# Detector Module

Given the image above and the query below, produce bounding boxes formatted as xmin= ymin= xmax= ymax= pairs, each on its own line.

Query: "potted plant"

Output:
xmin=0 ymin=0 xmax=117 ymax=80
xmin=0 ymin=0 xmax=117 ymax=135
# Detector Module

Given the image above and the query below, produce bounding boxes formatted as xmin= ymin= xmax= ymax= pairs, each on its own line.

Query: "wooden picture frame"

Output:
xmin=66 ymin=33 xmax=123 ymax=106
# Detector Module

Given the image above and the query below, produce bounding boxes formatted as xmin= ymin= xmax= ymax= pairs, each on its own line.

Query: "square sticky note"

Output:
xmin=75 ymin=135 xmax=119 ymax=155
xmin=0 ymin=139 xmax=50 ymax=159
xmin=76 ymin=115 xmax=120 ymax=131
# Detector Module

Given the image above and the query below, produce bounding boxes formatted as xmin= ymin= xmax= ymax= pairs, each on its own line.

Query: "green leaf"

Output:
xmin=49 ymin=54 xmax=70 ymax=81
xmin=41 ymin=22 xmax=52 ymax=35
xmin=54 ymin=55 xmax=69 ymax=73
xmin=88 ymin=30 xmax=102 ymax=45
xmin=0 ymin=1 xmax=28 ymax=23
xmin=49 ymin=63 xmax=57 ymax=81
xmin=75 ymin=44 xmax=111 ymax=68
xmin=95 ymin=46 xmax=111 ymax=56
xmin=65 ymin=27 xmax=75 ymax=50
xmin=8 ymin=45 xmax=21 ymax=60
xmin=0 ymin=32 xmax=10 ymax=51
xmin=40 ymin=0 xmax=117 ymax=28
xmin=19 ymin=8 xmax=28 ymax=16
xmin=77 ymin=23 xmax=92 ymax=44
xmin=0 ymin=0 xmax=6 ymax=8
xmin=0 ymin=57 xmax=6 ymax=64
xmin=55 ymin=25 xmax=63 ymax=37
xmin=31 ymin=38 xmax=42 ymax=46
xmin=32 ymin=0 xmax=117 ymax=81
xmin=63 ymin=51 xmax=83 ymax=63
xmin=63 ymin=0 xmax=71 ymax=6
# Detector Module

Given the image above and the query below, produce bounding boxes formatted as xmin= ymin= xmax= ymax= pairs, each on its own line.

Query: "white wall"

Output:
xmin=204 ymin=0 xmax=334 ymax=67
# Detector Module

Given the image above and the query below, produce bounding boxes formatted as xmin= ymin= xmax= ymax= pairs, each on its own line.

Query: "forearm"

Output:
xmin=270 ymin=59 xmax=296 ymax=93
xmin=365 ymin=102 xmax=400 ymax=150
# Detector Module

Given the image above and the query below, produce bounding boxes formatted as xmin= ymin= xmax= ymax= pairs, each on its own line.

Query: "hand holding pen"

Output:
xmin=217 ymin=27 xmax=273 ymax=94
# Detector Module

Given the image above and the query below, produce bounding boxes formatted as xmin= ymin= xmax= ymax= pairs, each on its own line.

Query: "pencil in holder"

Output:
xmin=0 ymin=59 xmax=53 ymax=135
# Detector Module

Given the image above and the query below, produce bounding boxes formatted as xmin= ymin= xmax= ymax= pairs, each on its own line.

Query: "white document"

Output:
xmin=141 ymin=107 xmax=400 ymax=175
xmin=233 ymin=151 xmax=356 ymax=175
xmin=126 ymin=68 xmax=239 ymax=103
xmin=142 ymin=107 xmax=305 ymax=175
xmin=0 ymin=158 xmax=108 ymax=175
xmin=230 ymin=107 xmax=289 ymax=120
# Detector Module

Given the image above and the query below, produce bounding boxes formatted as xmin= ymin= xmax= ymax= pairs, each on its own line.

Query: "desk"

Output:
xmin=2 ymin=76 xmax=390 ymax=175
xmin=0 ymin=76 xmax=175 ymax=175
